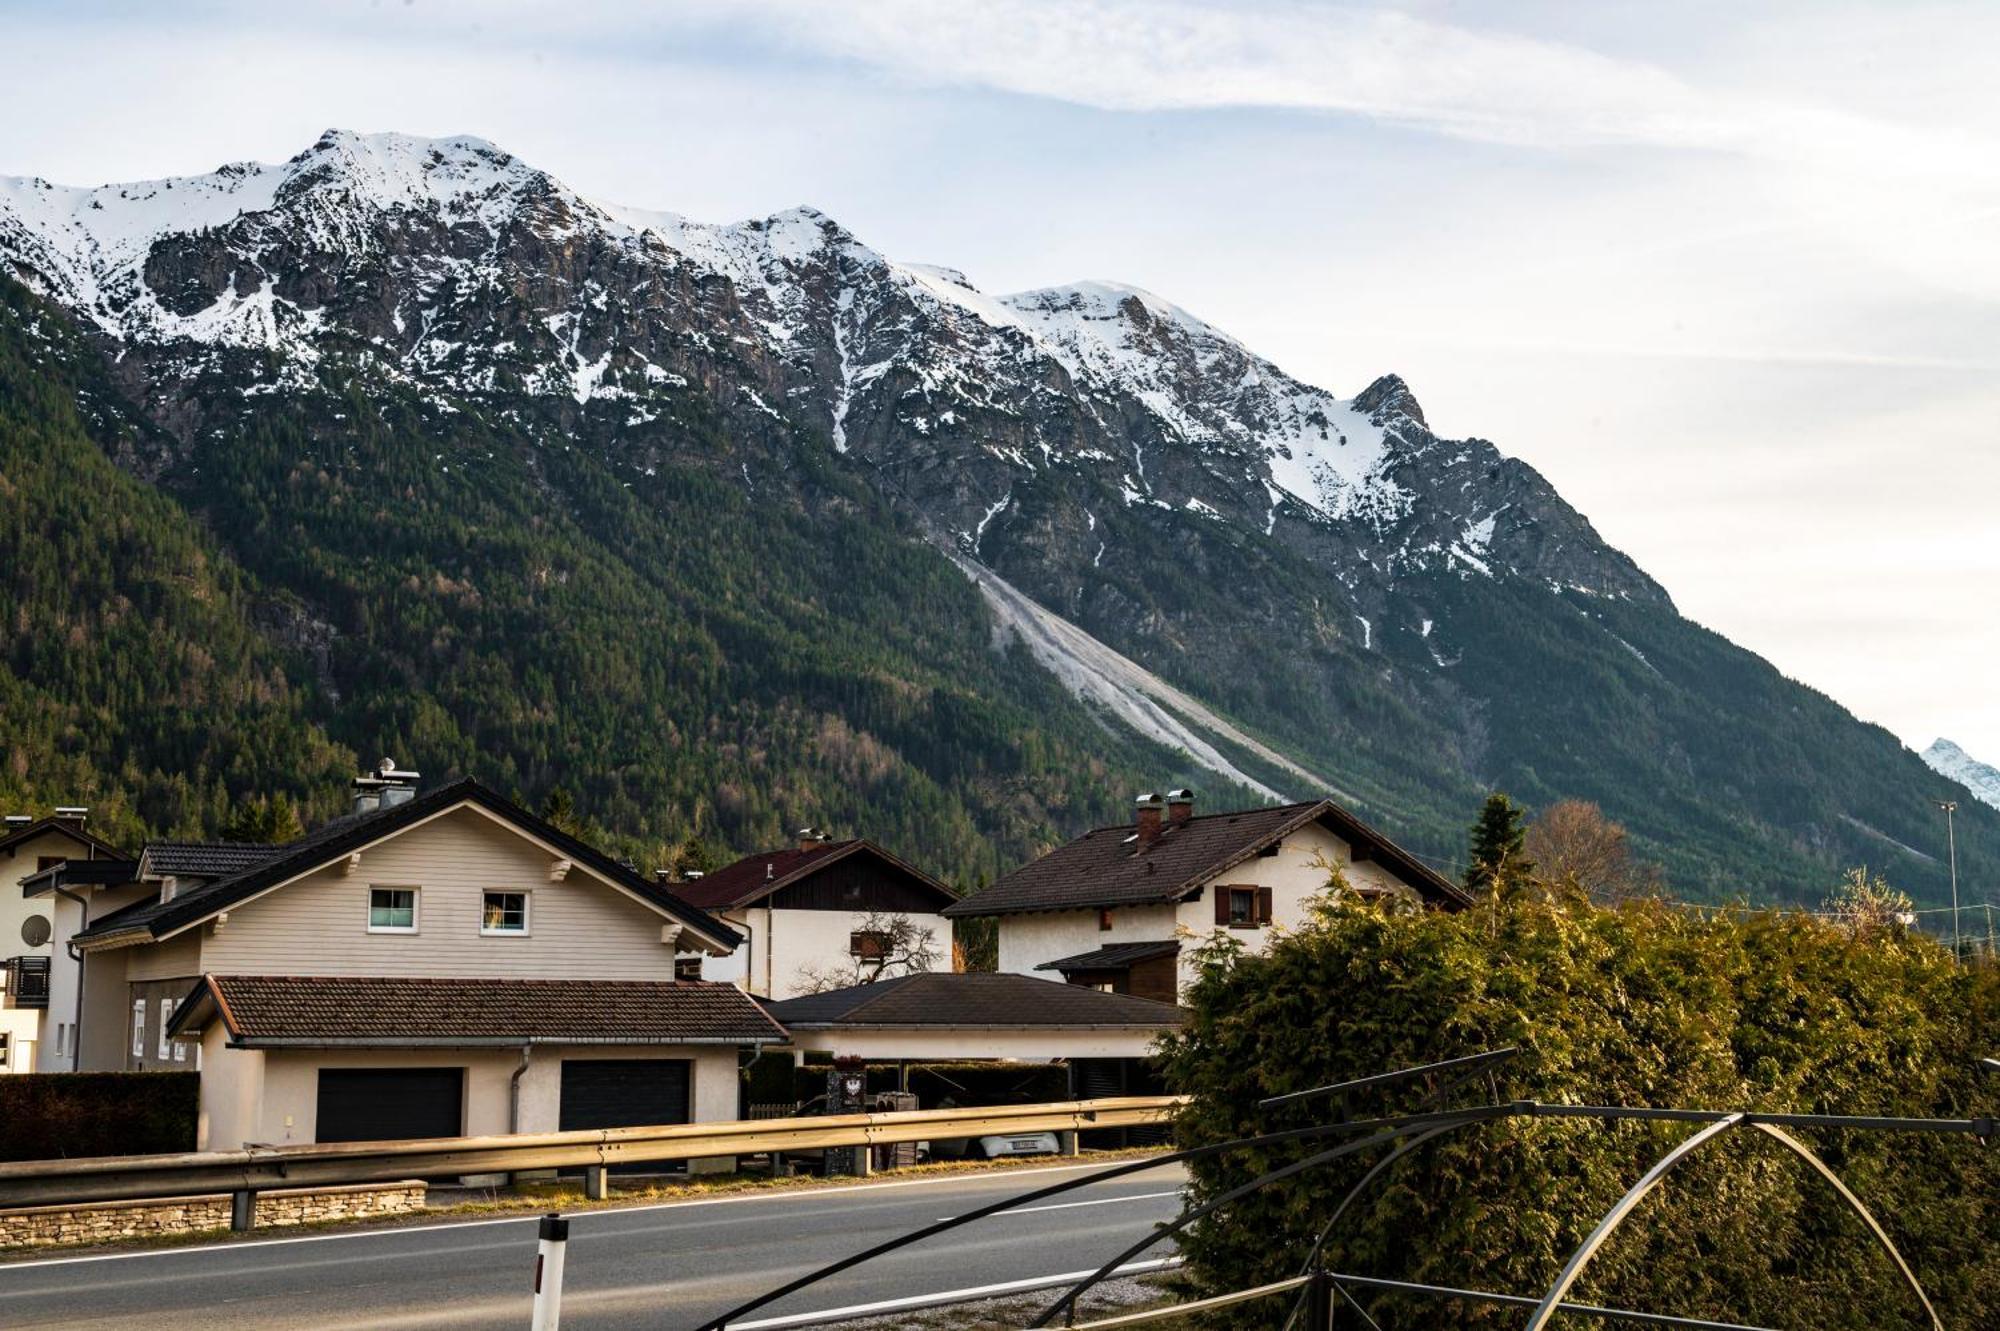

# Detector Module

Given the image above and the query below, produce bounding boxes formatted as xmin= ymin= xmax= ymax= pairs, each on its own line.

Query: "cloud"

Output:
xmin=746 ymin=0 xmax=1983 ymax=174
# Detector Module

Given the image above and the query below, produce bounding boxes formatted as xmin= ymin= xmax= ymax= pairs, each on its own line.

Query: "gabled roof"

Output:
xmin=0 ymin=816 xmax=126 ymax=862
xmin=140 ymin=841 xmax=281 ymax=880
xmin=943 ymin=799 xmax=1469 ymax=918
xmin=1034 ymin=940 xmax=1181 ymax=973
xmin=676 ymin=838 xmax=958 ymax=912
xmin=168 ymin=974 xmax=787 ymax=1047
xmin=70 ymin=779 xmax=740 ymax=952
xmin=761 ymin=971 xmax=1184 ymax=1029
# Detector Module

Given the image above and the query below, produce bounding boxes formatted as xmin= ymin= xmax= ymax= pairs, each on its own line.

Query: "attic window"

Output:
xmin=850 ymin=930 xmax=889 ymax=962
xmin=1256 ymin=845 xmax=1280 ymax=858
xmin=368 ymin=886 xmax=419 ymax=933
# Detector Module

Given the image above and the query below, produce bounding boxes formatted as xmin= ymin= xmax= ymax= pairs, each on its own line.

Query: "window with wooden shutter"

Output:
xmin=1214 ymin=887 xmax=1232 ymax=926
xmin=1256 ymin=886 xmax=1274 ymax=924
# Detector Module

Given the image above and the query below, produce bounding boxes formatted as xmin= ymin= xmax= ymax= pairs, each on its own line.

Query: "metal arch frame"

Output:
xmin=1526 ymin=1114 xmax=1945 ymax=1331
xmin=1026 ymin=1104 xmax=1520 ymax=1328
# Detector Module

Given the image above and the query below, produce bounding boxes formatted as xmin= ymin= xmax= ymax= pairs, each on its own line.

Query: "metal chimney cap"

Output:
xmin=1134 ymin=792 xmax=1163 ymax=807
xmin=376 ymin=758 xmax=421 ymax=781
xmin=54 ymin=806 xmax=88 ymax=818
xmin=1166 ymin=788 xmax=1195 ymax=801
xmin=3 ymin=814 xmax=31 ymax=825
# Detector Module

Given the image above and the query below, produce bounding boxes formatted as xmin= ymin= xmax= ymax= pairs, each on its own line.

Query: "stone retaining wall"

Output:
xmin=0 ymin=1180 xmax=427 ymax=1248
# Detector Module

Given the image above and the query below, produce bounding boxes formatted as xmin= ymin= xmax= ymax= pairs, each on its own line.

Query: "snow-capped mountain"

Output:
xmin=1924 ymin=739 xmax=2000 ymax=812
xmin=4 ymin=129 xmax=1990 ymax=902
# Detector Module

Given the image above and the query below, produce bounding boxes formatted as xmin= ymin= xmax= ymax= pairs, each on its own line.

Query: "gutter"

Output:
xmin=222 ymin=1034 xmax=787 ymax=1049
xmin=48 ymin=879 xmax=90 ymax=1071
xmin=509 ymin=1044 xmax=532 ymax=1133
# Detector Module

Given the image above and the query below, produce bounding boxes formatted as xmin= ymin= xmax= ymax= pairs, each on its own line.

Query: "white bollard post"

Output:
xmin=531 ymin=1212 xmax=568 ymax=1331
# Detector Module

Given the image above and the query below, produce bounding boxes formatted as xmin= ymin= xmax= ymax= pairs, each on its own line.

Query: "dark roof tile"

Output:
xmin=761 ymin=972 xmax=1183 ymax=1028
xmin=174 ymin=974 xmax=786 ymax=1045
xmin=1034 ymin=940 xmax=1181 ymax=972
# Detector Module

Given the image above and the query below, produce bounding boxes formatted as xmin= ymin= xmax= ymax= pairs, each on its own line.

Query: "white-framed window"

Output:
xmin=131 ymin=999 xmax=147 ymax=1059
xmin=157 ymin=998 xmax=173 ymax=1060
xmin=480 ymin=890 xmax=530 ymax=936
xmin=54 ymin=1022 xmax=66 ymax=1057
xmin=368 ymin=886 xmax=420 ymax=933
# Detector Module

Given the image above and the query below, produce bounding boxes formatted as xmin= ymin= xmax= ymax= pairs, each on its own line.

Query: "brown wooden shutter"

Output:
xmin=1256 ymin=887 xmax=1274 ymax=924
xmin=1215 ymin=886 xmax=1232 ymax=926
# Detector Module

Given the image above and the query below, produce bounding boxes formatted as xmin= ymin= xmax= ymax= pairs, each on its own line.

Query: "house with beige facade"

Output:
xmin=24 ymin=766 xmax=783 ymax=1152
xmin=944 ymin=789 xmax=1470 ymax=1001
xmin=1 ymin=811 xmax=126 ymax=1073
xmin=675 ymin=833 xmax=957 ymax=999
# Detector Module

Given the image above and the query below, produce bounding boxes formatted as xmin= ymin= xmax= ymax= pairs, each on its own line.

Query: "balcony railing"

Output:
xmin=4 ymin=956 xmax=50 ymax=1009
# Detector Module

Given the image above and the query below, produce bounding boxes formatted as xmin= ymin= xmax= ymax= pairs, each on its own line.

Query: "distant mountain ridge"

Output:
xmin=1 ymin=129 xmax=1993 ymax=902
xmin=1924 ymin=739 xmax=2000 ymax=813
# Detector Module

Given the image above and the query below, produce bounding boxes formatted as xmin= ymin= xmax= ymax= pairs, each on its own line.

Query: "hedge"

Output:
xmin=0 ymin=1072 xmax=198 ymax=1161
xmin=1158 ymin=895 xmax=2000 ymax=1329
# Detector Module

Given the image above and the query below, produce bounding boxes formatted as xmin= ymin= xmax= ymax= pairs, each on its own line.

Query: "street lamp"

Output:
xmin=1935 ymin=799 xmax=1960 ymax=957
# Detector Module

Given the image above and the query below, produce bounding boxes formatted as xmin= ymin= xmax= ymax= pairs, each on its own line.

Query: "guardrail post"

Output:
xmin=531 ymin=1212 xmax=567 ymax=1331
xmin=1058 ymin=1130 xmax=1079 ymax=1157
xmin=230 ymin=1189 xmax=255 ymax=1232
xmin=583 ymin=1165 xmax=608 ymax=1201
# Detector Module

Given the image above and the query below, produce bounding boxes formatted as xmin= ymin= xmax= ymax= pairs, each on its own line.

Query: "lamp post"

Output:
xmin=1935 ymin=799 xmax=1960 ymax=957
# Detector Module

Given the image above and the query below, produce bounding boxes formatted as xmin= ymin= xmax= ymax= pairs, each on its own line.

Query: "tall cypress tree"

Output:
xmin=1464 ymin=792 xmax=1533 ymax=895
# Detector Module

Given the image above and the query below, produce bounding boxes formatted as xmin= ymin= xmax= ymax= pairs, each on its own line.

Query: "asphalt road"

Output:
xmin=0 ymin=1161 xmax=1188 ymax=1329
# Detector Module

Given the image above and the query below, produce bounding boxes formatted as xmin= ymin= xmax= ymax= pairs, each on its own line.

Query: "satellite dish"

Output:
xmin=21 ymin=915 xmax=51 ymax=948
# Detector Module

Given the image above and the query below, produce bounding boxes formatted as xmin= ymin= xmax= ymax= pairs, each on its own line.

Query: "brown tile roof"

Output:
xmin=1034 ymin=940 xmax=1181 ymax=972
xmin=170 ymin=974 xmax=787 ymax=1046
xmin=675 ymin=839 xmax=958 ymax=912
xmin=943 ymin=799 xmax=1468 ymax=918
xmin=761 ymin=972 xmax=1184 ymax=1029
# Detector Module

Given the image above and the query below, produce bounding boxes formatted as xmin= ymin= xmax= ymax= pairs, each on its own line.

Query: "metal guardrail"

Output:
xmin=0 ymin=1095 xmax=1185 ymax=1210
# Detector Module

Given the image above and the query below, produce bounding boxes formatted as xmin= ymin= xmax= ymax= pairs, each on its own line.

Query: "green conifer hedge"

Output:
xmin=1158 ymin=897 xmax=2000 ymax=1328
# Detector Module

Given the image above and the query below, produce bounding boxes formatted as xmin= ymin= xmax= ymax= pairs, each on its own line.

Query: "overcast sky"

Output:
xmin=6 ymin=0 xmax=1996 ymax=763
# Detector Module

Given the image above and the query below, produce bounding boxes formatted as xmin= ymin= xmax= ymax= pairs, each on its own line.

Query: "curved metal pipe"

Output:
xmin=1527 ymin=1114 xmax=1745 ymax=1331
xmin=694 ymin=1101 xmax=1518 ymax=1331
xmin=1029 ymin=1107 xmax=1515 ymax=1328
xmin=1747 ymin=1122 xmax=1943 ymax=1331
xmin=1528 ymin=1115 xmax=1946 ymax=1331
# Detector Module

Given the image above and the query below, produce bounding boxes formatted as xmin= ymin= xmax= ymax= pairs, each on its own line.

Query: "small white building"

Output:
xmin=25 ymin=767 xmax=783 ymax=1152
xmin=677 ymin=835 xmax=957 ymax=1000
xmin=0 ymin=811 xmax=126 ymax=1073
xmin=945 ymin=790 xmax=1471 ymax=1001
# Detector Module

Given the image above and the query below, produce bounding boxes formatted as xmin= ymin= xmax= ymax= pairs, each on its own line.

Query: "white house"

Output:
xmin=24 ymin=766 xmax=783 ymax=1153
xmin=675 ymin=834 xmax=957 ymax=999
xmin=944 ymin=789 xmax=1471 ymax=1001
xmin=0 ymin=811 xmax=126 ymax=1073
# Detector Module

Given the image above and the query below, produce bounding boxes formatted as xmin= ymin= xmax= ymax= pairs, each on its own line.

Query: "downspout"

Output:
xmin=509 ymin=1044 xmax=534 ymax=1134
xmin=51 ymin=878 xmax=89 ymax=1072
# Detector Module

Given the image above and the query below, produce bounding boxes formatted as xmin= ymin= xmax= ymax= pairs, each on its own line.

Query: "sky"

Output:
xmin=3 ymin=0 xmax=1996 ymax=762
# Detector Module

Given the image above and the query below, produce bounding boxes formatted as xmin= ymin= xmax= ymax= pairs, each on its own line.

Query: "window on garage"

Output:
xmin=315 ymin=1067 xmax=465 ymax=1143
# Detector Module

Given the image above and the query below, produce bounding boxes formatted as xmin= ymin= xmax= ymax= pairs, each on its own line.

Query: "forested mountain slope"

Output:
xmin=1 ymin=130 xmax=1989 ymax=900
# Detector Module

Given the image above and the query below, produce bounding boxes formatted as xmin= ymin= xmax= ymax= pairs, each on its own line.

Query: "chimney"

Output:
xmin=1166 ymin=787 xmax=1195 ymax=826
xmin=54 ymin=806 xmax=88 ymax=825
xmin=376 ymin=758 xmax=420 ymax=809
xmin=351 ymin=774 xmax=385 ymax=815
xmin=1134 ymin=792 xmax=1164 ymax=847
xmin=4 ymin=814 xmax=30 ymax=826
xmin=796 ymin=825 xmax=822 ymax=851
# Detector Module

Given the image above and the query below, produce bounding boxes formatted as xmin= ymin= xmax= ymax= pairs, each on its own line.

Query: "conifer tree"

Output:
xmin=1464 ymin=792 xmax=1533 ymax=894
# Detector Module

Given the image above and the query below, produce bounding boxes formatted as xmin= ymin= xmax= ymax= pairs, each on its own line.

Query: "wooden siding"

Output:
xmin=767 ymin=856 xmax=951 ymax=914
xmin=195 ymin=806 xmax=684 ymax=980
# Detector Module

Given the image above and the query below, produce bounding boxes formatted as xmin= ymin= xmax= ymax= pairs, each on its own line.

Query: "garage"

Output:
xmin=315 ymin=1067 xmax=465 ymax=1143
xmin=559 ymin=1058 xmax=691 ymax=1132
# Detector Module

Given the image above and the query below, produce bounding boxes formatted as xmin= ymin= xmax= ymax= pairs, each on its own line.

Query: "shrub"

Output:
xmin=1157 ymin=896 xmax=2000 ymax=1329
xmin=0 ymin=1072 xmax=198 ymax=1161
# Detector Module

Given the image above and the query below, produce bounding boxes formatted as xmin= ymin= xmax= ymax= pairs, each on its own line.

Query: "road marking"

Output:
xmin=937 ymin=1189 xmax=1180 ymax=1221
xmin=728 ymin=1257 xmax=1183 ymax=1329
xmin=0 ymin=1158 xmax=1184 ymax=1271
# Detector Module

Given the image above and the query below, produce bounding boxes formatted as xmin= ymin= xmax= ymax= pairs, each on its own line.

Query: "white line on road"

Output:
xmin=0 ymin=1159 xmax=1184 ymax=1271
xmin=727 ymin=1258 xmax=1184 ymax=1329
xmin=937 ymin=1189 xmax=1180 ymax=1221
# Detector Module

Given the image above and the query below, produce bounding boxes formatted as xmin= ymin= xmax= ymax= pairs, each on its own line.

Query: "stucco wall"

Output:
xmin=995 ymin=903 xmax=1181 ymax=979
xmin=40 ymin=880 xmax=152 ymax=1072
xmin=197 ymin=805 xmax=699 ymax=979
xmin=198 ymin=1035 xmax=741 ymax=1152
xmin=997 ymin=820 xmax=1421 ymax=997
xmin=740 ymin=903 xmax=956 ymax=995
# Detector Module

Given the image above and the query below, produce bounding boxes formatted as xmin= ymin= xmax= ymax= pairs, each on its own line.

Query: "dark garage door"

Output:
xmin=316 ymin=1067 xmax=465 ymax=1143
xmin=560 ymin=1059 xmax=690 ymax=1132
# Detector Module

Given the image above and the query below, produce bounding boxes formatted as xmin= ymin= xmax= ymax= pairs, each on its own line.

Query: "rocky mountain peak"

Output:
xmin=1352 ymin=373 xmax=1427 ymax=429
